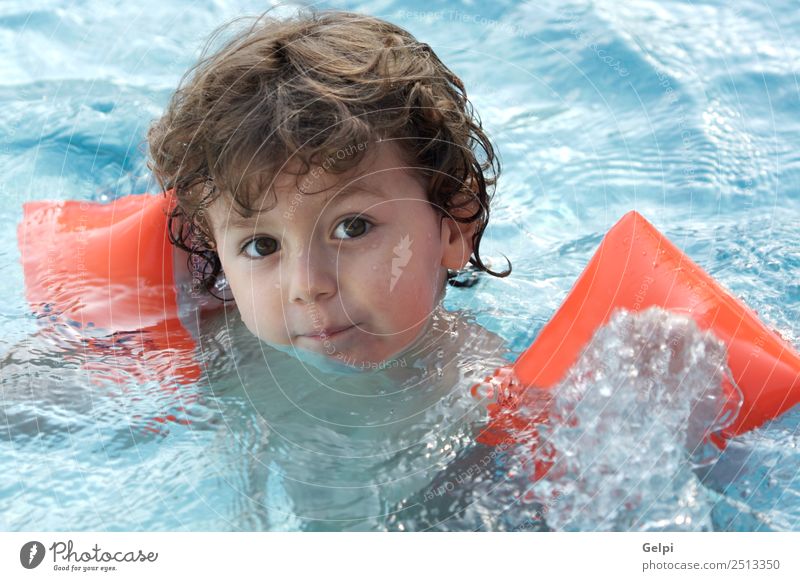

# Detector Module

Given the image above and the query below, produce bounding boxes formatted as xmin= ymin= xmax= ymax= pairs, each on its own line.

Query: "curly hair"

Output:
xmin=147 ymin=8 xmax=510 ymax=299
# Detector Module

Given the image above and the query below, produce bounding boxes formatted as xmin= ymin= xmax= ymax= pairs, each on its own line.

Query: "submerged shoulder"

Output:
xmin=438 ymin=308 xmax=512 ymax=365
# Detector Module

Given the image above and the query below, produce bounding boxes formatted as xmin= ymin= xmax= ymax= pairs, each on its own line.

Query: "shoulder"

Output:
xmin=436 ymin=307 xmax=512 ymax=366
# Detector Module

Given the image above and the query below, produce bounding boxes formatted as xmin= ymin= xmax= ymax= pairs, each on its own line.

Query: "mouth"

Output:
xmin=296 ymin=324 xmax=357 ymax=341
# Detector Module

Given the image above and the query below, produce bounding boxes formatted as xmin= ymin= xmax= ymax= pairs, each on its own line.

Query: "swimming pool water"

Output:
xmin=1 ymin=0 xmax=798 ymax=530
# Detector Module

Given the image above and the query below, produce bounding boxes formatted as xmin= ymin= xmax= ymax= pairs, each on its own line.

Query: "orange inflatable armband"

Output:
xmin=17 ymin=192 xmax=202 ymax=390
xmin=475 ymin=210 xmax=800 ymax=453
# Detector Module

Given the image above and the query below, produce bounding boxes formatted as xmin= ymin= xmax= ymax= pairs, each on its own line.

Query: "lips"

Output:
xmin=296 ymin=324 xmax=356 ymax=339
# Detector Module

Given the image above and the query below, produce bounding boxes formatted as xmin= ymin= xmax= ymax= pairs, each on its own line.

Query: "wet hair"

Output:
xmin=147 ymin=8 xmax=511 ymax=299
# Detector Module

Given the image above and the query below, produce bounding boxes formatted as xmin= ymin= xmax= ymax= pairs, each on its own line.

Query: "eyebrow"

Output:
xmin=224 ymin=186 xmax=387 ymax=229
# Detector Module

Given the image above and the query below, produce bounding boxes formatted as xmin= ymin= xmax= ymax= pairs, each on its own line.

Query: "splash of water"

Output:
xmin=513 ymin=307 xmax=741 ymax=531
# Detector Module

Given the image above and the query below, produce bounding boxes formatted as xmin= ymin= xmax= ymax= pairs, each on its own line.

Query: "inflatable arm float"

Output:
xmin=473 ymin=211 xmax=800 ymax=455
xmin=17 ymin=192 xmax=202 ymax=391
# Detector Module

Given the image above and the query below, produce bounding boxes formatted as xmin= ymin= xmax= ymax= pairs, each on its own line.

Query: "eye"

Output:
xmin=241 ymin=236 xmax=278 ymax=258
xmin=333 ymin=217 xmax=372 ymax=239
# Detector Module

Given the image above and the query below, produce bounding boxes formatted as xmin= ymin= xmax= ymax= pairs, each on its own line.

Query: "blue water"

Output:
xmin=1 ymin=0 xmax=799 ymax=530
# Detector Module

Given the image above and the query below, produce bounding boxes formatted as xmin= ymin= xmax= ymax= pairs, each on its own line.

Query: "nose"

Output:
xmin=284 ymin=241 xmax=338 ymax=304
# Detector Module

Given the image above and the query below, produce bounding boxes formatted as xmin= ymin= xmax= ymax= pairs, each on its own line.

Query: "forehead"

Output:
xmin=207 ymin=140 xmax=429 ymax=226
xmin=220 ymin=186 xmax=388 ymax=230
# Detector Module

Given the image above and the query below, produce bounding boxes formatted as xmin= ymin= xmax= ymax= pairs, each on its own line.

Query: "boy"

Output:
xmin=148 ymin=9 xmax=511 ymax=370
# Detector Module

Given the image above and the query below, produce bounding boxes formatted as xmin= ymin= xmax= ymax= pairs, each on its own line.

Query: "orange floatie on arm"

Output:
xmin=476 ymin=210 xmax=800 ymax=448
xmin=17 ymin=192 xmax=202 ymax=389
xmin=18 ymin=193 xmax=179 ymax=332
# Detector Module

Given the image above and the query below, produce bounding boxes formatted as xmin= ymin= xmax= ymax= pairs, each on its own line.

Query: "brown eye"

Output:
xmin=334 ymin=217 xmax=371 ymax=239
xmin=242 ymin=236 xmax=278 ymax=258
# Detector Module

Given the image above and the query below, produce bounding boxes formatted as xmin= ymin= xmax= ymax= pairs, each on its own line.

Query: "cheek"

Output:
xmin=223 ymin=268 xmax=282 ymax=335
xmin=225 ymin=276 xmax=256 ymax=325
xmin=399 ymin=239 xmax=442 ymax=294
xmin=350 ymin=242 xmax=440 ymax=314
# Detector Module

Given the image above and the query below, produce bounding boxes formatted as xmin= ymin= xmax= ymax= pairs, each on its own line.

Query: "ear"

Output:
xmin=440 ymin=190 xmax=480 ymax=270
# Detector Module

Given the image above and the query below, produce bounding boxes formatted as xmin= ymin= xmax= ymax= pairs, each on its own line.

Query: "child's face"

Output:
xmin=207 ymin=141 xmax=475 ymax=366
